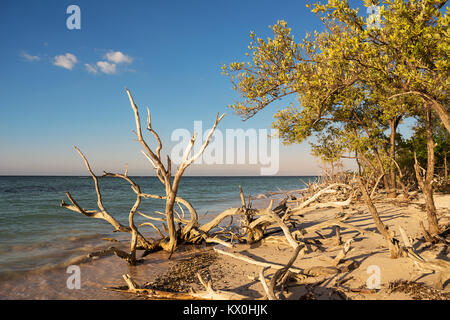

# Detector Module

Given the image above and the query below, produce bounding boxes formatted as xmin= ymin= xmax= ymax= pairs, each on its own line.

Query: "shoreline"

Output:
xmin=0 ymin=175 xmax=309 ymax=279
xmin=0 ymin=189 xmax=449 ymax=300
xmin=0 ymin=182 xmax=295 ymax=300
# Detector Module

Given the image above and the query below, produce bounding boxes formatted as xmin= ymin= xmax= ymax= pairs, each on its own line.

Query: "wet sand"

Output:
xmin=0 ymin=243 xmax=210 ymax=300
xmin=1 ymin=194 xmax=449 ymax=300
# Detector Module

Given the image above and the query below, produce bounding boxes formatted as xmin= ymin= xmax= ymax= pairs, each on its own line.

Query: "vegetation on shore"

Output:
xmin=222 ymin=0 xmax=449 ymax=236
xmin=60 ymin=0 xmax=449 ymax=300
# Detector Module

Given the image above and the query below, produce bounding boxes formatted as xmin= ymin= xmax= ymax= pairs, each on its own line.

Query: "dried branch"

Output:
xmin=213 ymin=248 xmax=304 ymax=274
xmin=333 ymin=237 xmax=354 ymax=266
xmin=259 ymin=267 xmax=275 ymax=300
xmin=264 ymin=200 xmax=298 ymax=249
xmin=139 ymin=222 xmax=166 ymax=238
xmin=398 ymin=226 xmax=450 ymax=289
xmin=268 ymin=244 xmax=306 ymax=299
xmin=190 ymin=273 xmax=251 ymax=300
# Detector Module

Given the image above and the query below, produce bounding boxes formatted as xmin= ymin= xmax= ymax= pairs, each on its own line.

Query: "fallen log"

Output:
xmin=333 ymin=237 xmax=354 ymax=266
xmin=199 ymin=208 xmax=244 ymax=234
xmin=398 ymin=226 xmax=450 ymax=289
xmin=105 ymin=274 xmax=203 ymax=300
xmin=107 ymin=273 xmax=251 ymax=300
xmin=268 ymin=244 xmax=306 ymax=299
xmin=264 ymin=200 xmax=299 ymax=249
xmin=190 ymin=273 xmax=251 ymax=300
xmin=204 ymin=236 xmax=234 ymax=248
xmin=213 ymin=248 xmax=305 ymax=275
xmin=288 ymin=183 xmax=351 ymax=210
xmin=259 ymin=267 xmax=275 ymax=300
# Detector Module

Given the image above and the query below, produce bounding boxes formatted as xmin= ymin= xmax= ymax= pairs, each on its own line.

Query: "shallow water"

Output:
xmin=0 ymin=244 xmax=213 ymax=299
xmin=0 ymin=175 xmax=315 ymax=298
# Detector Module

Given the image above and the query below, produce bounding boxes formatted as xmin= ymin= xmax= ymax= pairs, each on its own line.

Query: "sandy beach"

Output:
xmin=202 ymin=194 xmax=450 ymax=300
xmin=2 ymin=191 xmax=448 ymax=300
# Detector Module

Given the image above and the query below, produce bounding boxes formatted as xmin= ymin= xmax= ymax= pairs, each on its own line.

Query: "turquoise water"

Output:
xmin=0 ymin=176 xmax=316 ymax=277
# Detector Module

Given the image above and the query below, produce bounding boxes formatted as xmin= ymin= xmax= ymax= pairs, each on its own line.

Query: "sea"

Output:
xmin=0 ymin=175 xmax=317 ymax=282
xmin=0 ymin=176 xmax=316 ymax=279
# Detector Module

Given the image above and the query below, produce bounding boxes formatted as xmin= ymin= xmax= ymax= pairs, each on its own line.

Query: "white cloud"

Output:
xmin=53 ymin=53 xmax=77 ymax=70
xmin=83 ymin=50 xmax=133 ymax=75
xmin=84 ymin=63 xmax=98 ymax=74
xmin=96 ymin=61 xmax=116 ymax=74
xmin=104 ymin=51 xmax=133 ymax=64
xmin=21 ymin=52 xmax=40 ymax=62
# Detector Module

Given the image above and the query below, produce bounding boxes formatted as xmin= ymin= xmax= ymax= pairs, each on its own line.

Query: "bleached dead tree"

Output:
xmin=63 ymin=89 xmax=326 ymax=266
xmin=126 ymin=88 xmax=225 ymax=254
xmin=61 ymin=89 xmax=226 ymax=262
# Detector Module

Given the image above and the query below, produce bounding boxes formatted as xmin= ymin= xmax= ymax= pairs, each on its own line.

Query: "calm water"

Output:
xmin=0 ymin=176 xmax=315 ymax=278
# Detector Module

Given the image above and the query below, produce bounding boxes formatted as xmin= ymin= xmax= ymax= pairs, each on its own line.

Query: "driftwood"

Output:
xmin=288 ymin=183 xmax=351 ymax=213
xmin=107 ymin=273 xmax=251 ymax=300
xmin=264 ymin=200 xmax=299 ymax=249
xmin=398 ymin=226 xmax=450 ymax=289
xmin=127 ymin=88 xmax=225 ymax=252
xmin=255 ymin=203 xmax=308 ymax=300
xmin=199 ymin=208 xmax=243 ymax=234
xmin=267 ymin=244 xmax=306 ymax=299
xmin=106 ymin=274 xmax=203 ymax=300
xmin=332 ymin=237 xmax=354 ymax=266
xmin=258 ymin=267 xmax=275 ymax=300
xmin=335 ymin=226 xmax=342 ymax=245
xmin=190 ymin=273 xmax=251 ymax=300
xmin=58 ymin=87 xmax=450 ymax=301
xmin=213 ymin=248 xmax=305 ymax=274
xmin=204 ymin=237 xmax=234 ymax=248
xmin=309 ymin=194 xmax=353 ymax=209
xmin=61 ymin=148 xmax=152 ymax=264
xmin=62 ymin=122 xmax=307 ymax=266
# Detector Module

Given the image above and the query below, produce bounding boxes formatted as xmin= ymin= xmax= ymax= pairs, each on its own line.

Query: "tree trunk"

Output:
xmin=387 ymin=117 xmax=400 ymax=198
xmin=432 ymin=100 xmax=450 ymax=135
xmin=351 ymin=120 xmax=391 ymax=194
xmin=374 ymin=150 xmax=391 ymax=195
xmin=163 ymin=192 xmax=178 ymax=253
xmin=423 ymin=107 xmax=440 ymax=235
xmin=445 ymin=151 xmax=448 ymax=186
xmin=356 ymin=176 xmax=401 ymax=258
xmin=392 ymin=93 xmax=449 ymax=134
xmin=356 ymin=150 xmax=362 ymax=176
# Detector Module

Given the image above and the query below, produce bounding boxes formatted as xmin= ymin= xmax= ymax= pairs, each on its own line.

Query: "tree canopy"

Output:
xmin=223 ymin=0 xmax=449 ymax=234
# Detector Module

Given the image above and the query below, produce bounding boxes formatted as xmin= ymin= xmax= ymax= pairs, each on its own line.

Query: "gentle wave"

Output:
xmin=0 ymin=176 xmax=315 ymax=277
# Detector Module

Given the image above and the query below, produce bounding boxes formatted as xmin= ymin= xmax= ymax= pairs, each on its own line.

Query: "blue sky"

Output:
xmin=0 ymin=0 xmax=395 ymax=175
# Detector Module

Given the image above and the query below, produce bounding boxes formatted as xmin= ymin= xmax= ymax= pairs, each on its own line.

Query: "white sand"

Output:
xmin=202 ymin=193 xmax=450 ymax=300
xmin=1 ymin=194 xmax=448 ymax=300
